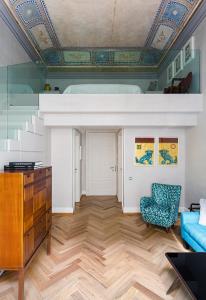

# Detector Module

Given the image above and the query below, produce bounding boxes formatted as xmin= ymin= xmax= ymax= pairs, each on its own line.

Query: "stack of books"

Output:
xmin=4 ymin=161 xmax=43 ymax=170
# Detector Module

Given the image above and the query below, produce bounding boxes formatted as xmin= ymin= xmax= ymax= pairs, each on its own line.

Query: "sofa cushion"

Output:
xmin=184 ymin=223 xmax=206 ymax=251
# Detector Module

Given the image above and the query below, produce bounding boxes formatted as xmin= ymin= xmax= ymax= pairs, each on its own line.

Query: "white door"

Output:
xmin=87 ymin=132 xmax=117 ymax=195
xmin=73 ymin=132 xmax=81 ymax=203
xmin=117 ymin=133 xmax=123 ymax=202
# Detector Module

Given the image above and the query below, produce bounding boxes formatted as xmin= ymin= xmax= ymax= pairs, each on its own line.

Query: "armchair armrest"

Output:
xmin=181 ymin=211 xmax=200 ymax=225
xmin=140 ymin=196 xmax=154 ymax=211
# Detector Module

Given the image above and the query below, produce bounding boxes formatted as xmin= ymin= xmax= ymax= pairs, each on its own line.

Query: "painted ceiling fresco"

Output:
xmin=0 ymin=0 xmax=204 ymax=69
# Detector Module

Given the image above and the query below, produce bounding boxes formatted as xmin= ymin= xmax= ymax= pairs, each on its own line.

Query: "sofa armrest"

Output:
xmin=181 ymin=211 xmax=200 ymax=225
xmin=140 ymin=197 xmax=154 ymax=211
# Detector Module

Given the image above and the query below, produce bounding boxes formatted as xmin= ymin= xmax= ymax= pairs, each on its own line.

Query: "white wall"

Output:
xmin=0 ymin=18 xmax=30 ymax=66
xmin=123 ymin=127 xmax=186 ymax=213
xmin=186 ymin=17 xmax=206 ymax=205
xmin=51 ymin=128 xmax=73 ymax=213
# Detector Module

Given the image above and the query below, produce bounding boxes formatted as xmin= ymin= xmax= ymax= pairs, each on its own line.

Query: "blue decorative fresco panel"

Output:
xmin=16 ymin=0 xmax=42 ymax=25
xmin=145 ymin=0 xmax=200 ymax=50
xmin=42 ymin=49 xmax=61 ymax=65
xmin=162 ymin=1 xmax=188 ymax=26
xmin=40 ymin=49 xmax=162 ymax=66
xmin=64 ymin=51 xmax=91 ymax=65
xmin=94 ymin=51 xmax=111 ymax=65
xmin=114 ymin=51 xmax=141 ymax=64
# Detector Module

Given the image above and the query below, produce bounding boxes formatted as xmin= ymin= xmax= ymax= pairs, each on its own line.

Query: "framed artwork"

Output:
xmin=183 ymin=37 xmax=195 ymax=65
xmin=174 ymin=51 xmax=183 ymax=76
xmin=167 ymin=63 xmax=174 ymax=83
xmin=158 ymin=138 xmax=178 ymax=166
xmin=135 ymin=138 xmax=155 ymax=166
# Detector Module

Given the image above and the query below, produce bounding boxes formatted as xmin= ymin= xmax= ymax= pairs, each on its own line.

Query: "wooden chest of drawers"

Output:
xmin=0 ymin=166 xmax=52 ymax=300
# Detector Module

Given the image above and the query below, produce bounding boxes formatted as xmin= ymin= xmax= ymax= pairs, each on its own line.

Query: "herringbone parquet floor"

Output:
xmin=0 ymin=196 xmax=191 ymax=300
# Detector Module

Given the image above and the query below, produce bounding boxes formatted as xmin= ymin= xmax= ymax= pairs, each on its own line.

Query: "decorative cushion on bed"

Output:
xmin=199 ymin=199 xmax=206 ymax=226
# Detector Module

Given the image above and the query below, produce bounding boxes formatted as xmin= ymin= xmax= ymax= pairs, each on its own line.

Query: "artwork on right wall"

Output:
xmin=167 ymin=63 xmax=174 ymax=83
xmin=158 ymin=138 xmax=178 ymax=166
xmin=174 ymin=51 xmax=183 ymax=76
xmin=183 ymin=36 xmax=195 ymax=66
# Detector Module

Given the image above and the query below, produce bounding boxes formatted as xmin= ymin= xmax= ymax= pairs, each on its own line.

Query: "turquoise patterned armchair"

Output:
xmin=140 ymin=183 xmax=182 ymax=230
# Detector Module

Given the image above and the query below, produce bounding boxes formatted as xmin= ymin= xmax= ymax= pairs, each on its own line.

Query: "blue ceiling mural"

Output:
xmin=0 ymin=0 xmax=204 ymax=69
xmin=145 ymin=0 xmax=201 ymax=49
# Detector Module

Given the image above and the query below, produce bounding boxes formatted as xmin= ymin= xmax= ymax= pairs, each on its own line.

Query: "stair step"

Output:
xmin=0 ymin=110 xmax=43 ymax=151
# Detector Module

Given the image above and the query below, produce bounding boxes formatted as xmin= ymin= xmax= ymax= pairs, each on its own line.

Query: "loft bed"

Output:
xmin=63 ymin=84 xmax=142 ymax=94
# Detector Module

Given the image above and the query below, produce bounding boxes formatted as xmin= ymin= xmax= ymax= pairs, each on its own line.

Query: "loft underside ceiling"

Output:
xmin=0 ymin=0 xmax=205 ymax=71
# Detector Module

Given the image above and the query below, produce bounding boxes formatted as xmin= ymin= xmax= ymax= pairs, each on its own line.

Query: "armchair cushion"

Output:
xmin=142 ymin=204 xmax=171 ymax=228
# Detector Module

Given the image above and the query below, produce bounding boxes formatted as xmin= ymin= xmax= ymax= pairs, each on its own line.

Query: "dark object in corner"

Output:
xmin=188 ymin=202 xmax=200 ymax=212
xmin=164 ymin=72 xmax=192 ymax=94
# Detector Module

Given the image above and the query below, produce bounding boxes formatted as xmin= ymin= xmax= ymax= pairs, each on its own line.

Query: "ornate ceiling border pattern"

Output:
xmin=0 ymin=0 xmax=40 ymax=61
xmin=145 ymin=0 xmax=202 ymax=50
xmin=0 ymin=0 xmax=205 ymax=71
xmin=8 ymin=0 xmax=61 ymax=52
xmin=42 ymin=49 xmax=162 ymax=67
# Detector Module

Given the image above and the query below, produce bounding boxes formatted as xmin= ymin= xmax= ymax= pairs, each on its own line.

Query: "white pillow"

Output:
xmin=199 ymin=199 xmax=206 ymax=226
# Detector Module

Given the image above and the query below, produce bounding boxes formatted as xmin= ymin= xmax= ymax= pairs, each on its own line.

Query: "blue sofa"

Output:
xmin=181 ymin=211 xmax=206 ymax=252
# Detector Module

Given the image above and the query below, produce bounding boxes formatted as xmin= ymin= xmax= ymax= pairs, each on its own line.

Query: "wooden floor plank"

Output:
xmin=0 ymin=196 xmax=190 ymax=299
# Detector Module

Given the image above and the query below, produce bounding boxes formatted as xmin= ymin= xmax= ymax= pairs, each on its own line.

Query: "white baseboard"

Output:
xmin=52 ymin=207 xmax=74 ymax=213
xmin=123 ymin=207 xmax=139 ymax=213
xmin=82 ymin=190 xmax=86 ymax=195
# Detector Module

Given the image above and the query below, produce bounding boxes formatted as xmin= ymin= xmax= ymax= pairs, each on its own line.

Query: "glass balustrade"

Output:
xmin=0 ymin=62 xmax=46 ymax=150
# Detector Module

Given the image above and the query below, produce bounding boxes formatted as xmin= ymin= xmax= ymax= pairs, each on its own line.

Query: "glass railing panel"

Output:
xmin=0 ymin=61 xmax=46 ymax=150
xmin=7 ymin=61 xmax=45 ymax=108
xmin=6 ymin=62 xmax=45 ymax=143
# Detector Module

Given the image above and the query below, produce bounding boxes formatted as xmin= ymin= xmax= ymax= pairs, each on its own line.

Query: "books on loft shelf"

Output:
xmin=4 ymin=161 xmax=43 ymax=170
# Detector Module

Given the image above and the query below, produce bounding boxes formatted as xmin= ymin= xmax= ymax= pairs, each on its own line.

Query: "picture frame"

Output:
xmin=134 ymin=138 xmax=155 ymax=166
xmin=183 ymin=36 xmax=195 ymax=66
xmin=158 ymin=138 xmax=178 ymax=166
xmin=167 ymin=63 xmax=174 ymax=83
xmin=174 ymin=51 xmax=183 ymax=76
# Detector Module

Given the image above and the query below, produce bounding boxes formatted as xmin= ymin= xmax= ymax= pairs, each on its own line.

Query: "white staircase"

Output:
xmin=0 ymin=107 xmax=44 ymax=152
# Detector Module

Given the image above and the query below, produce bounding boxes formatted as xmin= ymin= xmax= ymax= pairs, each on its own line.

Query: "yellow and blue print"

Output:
xmin=135 ymin=138 xmax=155 ymax=166
xmin=159 ymin=138 xmax=178 ymax=165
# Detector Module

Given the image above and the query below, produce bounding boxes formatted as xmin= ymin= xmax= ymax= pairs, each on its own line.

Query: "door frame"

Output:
xmin=117 ymin=129 xmax=124 ymax=204
xmin=85 ymin=129 xmax=118 ymax=196
xmin=72 ymin=129 xmax=81 ymax=208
